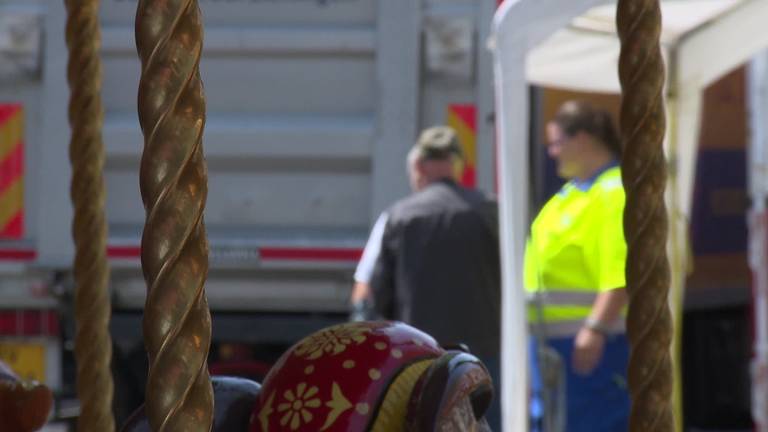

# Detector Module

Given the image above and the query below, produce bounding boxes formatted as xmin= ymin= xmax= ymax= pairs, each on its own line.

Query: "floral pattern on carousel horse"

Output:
xmin=249 ymin=321 xmax=494 ymax=432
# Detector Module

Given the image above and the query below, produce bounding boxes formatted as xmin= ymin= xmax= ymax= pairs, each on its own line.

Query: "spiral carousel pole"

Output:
xmin=617 ymin=1 xmax=674 ymax=431
xmin=64 ymin=0 xmax=115 ymax=430
xmin=135 ymin=0 xmax=214 ymax=430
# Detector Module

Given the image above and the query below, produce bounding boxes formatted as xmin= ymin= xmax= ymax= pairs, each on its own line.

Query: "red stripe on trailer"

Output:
xmin=259 ymin=247 xmax=363 ymax=262
xmin=0 ymin=247 xmax=141 ymax=261
xmin=107 ymin=246 xmax=141 ymax=258
xmin=447 ymin=104 xmax=478 ymax=188
xmin=0 ymin=105 xmax=19 ymax=125
xmin=450 ymin=104 xmax=477 ymax=132
xmin=104 ymin=246 xmax=363 ymax=262
xmin=0 ymin=310 xmax=59 ymax=337
xmin=461 ymin=166 xmax=477 ymax=188
xmin=0 ymin=141 xmax=23 ymax=192
xmin=0 ymin=247 xmax=364 ymax=262
xmin=0 ymin=105 xmax=24 ymax=240
xmin=0 ymin=248 xmax=35 ymax=261
xmin=0 ymin=210 xmax=24 ymax=239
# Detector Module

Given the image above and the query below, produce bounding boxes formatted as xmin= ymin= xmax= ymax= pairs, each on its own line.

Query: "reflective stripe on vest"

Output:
xmin=527 ymin=289 xmax=597 ymax=323
xmin=527 ymin=289 xmax=625 ymax=337
xmin=537 ymin=318 xmax=627 ymax=338
xmin=526 ymin=290 xmax=597 ymax=306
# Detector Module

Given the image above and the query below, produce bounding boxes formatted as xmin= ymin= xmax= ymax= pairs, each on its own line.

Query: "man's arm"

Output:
xmin=350 ymin=212 xmax=389 ymax=302
xmin=370 ymin=222 xmax=397 ymax=320
xmin=349 ymin=213 xmax=389 ymax=320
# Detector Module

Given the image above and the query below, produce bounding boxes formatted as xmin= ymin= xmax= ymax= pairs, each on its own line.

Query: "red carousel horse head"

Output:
xmin=250 ymin=321 xmax=494 ymax=432
xmin=122 ymin=321 xmax=495 ymax=432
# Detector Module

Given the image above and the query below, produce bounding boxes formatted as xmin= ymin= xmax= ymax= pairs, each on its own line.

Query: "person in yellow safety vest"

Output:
xmin=525 ymin=100 xmax=629 ymax=432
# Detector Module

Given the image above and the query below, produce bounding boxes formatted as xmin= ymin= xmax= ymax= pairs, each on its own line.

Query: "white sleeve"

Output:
xmin=353 ymin=212 xmax=389 ymax=284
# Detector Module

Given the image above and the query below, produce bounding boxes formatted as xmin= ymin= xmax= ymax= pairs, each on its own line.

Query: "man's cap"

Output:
xmin=416 ymin=126 xmax=463 ymax=159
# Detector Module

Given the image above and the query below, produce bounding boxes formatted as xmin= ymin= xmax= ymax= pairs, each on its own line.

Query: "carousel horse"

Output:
xmin=122 ymin=321 xmax=494 ymax=431
xmin=0 ymin=360 xmax=53 ymax=432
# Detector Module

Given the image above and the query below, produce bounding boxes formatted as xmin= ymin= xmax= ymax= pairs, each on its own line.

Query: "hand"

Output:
xmin=350 ymin=282 xmax=371 ymax=304
xmin=572 ymin=327 xmax=605 ymax=375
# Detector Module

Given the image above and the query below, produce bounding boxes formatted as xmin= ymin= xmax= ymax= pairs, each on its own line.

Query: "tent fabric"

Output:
xmin=571 ymin=0 xmax=740 ymax=42
xmin=526 ymin=0 xmax=744 ymax=93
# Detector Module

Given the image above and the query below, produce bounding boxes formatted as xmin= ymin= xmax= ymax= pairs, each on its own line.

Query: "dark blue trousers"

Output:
xmin=529 ymin=334 xmax=630 ymax=432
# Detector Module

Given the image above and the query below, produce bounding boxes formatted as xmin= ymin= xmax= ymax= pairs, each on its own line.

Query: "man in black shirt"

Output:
xmin=370 ymin=126 xmax=502 ymax=429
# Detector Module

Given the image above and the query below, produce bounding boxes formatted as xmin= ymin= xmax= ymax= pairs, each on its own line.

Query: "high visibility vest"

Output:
xmin=524 ymin=166 xmax=626 ymax=337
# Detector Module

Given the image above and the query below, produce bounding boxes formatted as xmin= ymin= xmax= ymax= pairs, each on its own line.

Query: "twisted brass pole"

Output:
xmin=64 ymin=0 xmax=115 ymax=430
xmin=617 ymin=1 xmax=674 ymax=431
xmin=136 ymin=0 xmax=214 ymax=430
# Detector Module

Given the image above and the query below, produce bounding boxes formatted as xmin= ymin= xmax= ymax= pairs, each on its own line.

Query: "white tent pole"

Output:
xmin=665 ymin=87 xmax=686 ymax=432
xmin=748 ymin=49 xmax=768 ymax=432
xmin=492 ymin=51 xmax=530 ymax=432
xmin=664 ymin=85 xmax=692 ymax=432
xmin=664 ymin=48 xmax=705 ymax=431
xmin=492 ymin=4 xmax=530 ymax=427
xmin=491 ymin=1 xmax=605 ymax=430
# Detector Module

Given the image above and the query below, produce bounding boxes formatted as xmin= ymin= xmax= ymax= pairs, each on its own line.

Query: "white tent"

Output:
xmin=527 ymin=0 xmax=768 ymax=220
xmin=491 ymin=1 xmax=768 ymax=430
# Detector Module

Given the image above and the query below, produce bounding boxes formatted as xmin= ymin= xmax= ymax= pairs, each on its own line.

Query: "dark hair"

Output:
xmin=552 ymin=100 xmax=622 ymax=158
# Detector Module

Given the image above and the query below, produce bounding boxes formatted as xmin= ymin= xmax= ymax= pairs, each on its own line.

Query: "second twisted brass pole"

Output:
xmin=617 ymin=0 xmax=674 ymax=431
xmin=136 ymin=0 xmax=214 ymax=430
xmin=64 ymin=0 xmax=115 ymax=430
